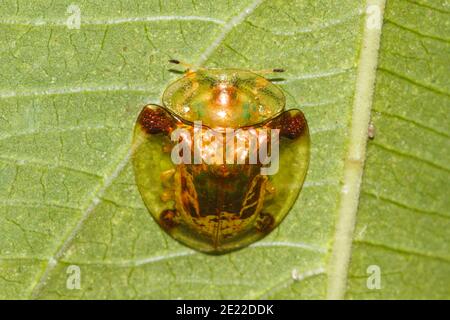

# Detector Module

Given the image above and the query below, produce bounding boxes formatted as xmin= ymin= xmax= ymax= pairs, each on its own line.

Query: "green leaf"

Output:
xmin=346 ymin=0 xmax=450 ymax=299
xmin=0 ymin=0 xmax=448 ymax=299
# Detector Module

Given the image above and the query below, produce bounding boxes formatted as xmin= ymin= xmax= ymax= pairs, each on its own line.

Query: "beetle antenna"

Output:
xmin=252 ymin=68 xmax=285 ymax=75
xmin=169 ymin=59 xmax=198 ymax=72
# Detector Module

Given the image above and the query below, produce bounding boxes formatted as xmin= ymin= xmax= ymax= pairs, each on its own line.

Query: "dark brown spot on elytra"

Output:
xmin=138 ymin=106 xmax=174 ymax=135
xmin=266 ymin=111 xmax=307 ymax=140
xmin=279 ymin=112 xmax=306 ymax=139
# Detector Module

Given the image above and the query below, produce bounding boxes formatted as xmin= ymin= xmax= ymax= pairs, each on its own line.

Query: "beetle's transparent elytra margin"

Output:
xmin=132 ymin=68 xmax=310 ymax=254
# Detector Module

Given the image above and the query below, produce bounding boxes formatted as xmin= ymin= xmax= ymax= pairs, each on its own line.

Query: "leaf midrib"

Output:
xmin=326 ymin=0 xmax=387 ymax=299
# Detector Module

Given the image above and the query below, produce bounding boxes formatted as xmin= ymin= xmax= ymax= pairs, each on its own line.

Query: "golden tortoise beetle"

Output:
xmin=132 ymin=60 xmax=310 ymax=254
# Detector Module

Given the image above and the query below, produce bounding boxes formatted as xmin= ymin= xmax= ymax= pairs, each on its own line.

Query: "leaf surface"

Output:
xmin=0 ymin=0 xmax=448 ymax=299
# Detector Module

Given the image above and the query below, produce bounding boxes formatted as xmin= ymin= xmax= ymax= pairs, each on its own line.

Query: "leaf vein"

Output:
xmin=372 ymin=141 xmax=450 ymax=173
xmin=385 ymin=19 xmax=450 ymax=44
xmin=326 ymin=0 xmax=387 ymax=300
xmin=379 ymin=68 xmax=450 ymax=98
xmin=402 ymin=0 xmax=450 ymax=15
xmin=196 ymin=0 xmax=265 ymax=66
xmin=0 ymin=125 xmax=127 ymax=142
xmin=354 ymin=240 xmax=450 ymax=264
xmin=373 ymin=109 xmax=450 ymax=139
xmin=363 ymin=191 xmax=450 ymax=220
xmin=0 ymin=156 xmax=103 ymax=179
xmin=0 ymin=83 xmax=155 ymax=99
xmin=0 ymin=15 xmax=225 ymax=27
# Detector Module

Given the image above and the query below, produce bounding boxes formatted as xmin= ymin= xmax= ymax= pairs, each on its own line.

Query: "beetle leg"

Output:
xmin=161 ymin=190 xmax=174 ymax=202
xmin=160 ymin=209 xmax=179 ymax=229
xmin=160 ymin=169 xmax=176 ymax=202
xmin=162 ymin=141 xmax=172 ymax=153
xmin=255 ymin=212 xmax=275 ymax=233
xmin=264 ymin=179 xmax=276 ymax=201
xmin=161 ymin=169 xmax=175 ymax=185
